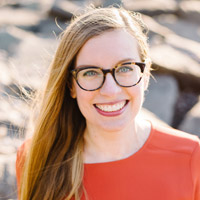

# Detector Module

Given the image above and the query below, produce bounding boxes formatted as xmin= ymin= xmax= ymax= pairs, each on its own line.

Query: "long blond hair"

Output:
xmin=19 ymin=7 xmax=151 ymax=200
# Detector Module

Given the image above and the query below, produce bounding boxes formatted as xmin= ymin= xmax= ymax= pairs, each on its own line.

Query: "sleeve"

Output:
xmin=191 ymin=139 xmax=200 ymax=200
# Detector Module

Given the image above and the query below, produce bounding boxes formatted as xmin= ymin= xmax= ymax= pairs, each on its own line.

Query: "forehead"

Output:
xmin=76 ymin=29 xmax=141 ymax=67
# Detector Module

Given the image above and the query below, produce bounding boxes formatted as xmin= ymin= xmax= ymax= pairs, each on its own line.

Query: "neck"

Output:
xmin=83 ymin=119 xmax=151 ymax=163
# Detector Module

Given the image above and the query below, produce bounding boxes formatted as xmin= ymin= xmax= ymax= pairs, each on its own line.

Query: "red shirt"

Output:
xmin=16 ymin=123 xmax=200 ymax=200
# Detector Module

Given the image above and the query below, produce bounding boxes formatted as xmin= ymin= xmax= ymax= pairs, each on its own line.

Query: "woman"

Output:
xmin=16 ymin=7 xmax=200 ymax=200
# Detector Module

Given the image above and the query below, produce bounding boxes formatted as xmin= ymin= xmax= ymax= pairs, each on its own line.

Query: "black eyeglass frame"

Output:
xmin=71 ymin=61 xmax=146 ymax=91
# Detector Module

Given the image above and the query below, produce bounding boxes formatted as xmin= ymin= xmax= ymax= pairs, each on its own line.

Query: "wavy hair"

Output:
xmin=19 ymin=6 xmax=151 ymax=200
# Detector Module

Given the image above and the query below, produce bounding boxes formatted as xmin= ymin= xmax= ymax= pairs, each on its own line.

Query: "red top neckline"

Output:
xmin=84 ymin=121 xmax=155 ymax=166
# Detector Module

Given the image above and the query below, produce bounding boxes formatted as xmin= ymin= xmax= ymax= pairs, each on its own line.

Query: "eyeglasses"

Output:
xmin=71 ymin=61 xmax=145 ymax=91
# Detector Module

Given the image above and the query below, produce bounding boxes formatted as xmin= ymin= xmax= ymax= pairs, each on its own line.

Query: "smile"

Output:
xmin=95 ymin=100 xmax=127 ymax=112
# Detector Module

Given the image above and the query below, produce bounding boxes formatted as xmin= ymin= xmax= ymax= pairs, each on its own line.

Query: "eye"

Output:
xmin=83 ymin=70 xmax=99 ymax=77
xmin=117 ymin=66 xmax=133 ymax=73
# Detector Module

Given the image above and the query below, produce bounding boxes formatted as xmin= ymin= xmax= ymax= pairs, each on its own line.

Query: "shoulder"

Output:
xmin=16 ymin=139 xmax=31 ymax=187
xmin=149 ymin=123 xmax=200 ymax=196
xmin=16 ymin=139 xmax=31 ymax=164
xmin=150 ymin=122 xmax=200 ymax=155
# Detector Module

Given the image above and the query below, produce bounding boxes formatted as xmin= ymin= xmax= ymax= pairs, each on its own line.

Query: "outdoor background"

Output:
xmin=0 ymin=0 xmax=200 ymax=199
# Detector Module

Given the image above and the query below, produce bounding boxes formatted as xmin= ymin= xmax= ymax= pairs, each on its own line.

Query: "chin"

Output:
xmin=97 ymin=118 xmax=135 ymax=133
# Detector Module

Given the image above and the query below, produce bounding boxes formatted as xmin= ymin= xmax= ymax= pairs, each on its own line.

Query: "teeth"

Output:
xmin=96 ymin=101 xmax=126 ymax=112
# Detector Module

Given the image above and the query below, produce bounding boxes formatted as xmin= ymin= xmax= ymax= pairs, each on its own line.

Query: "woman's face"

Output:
xmin=71 ymin=29 xmax=147 ymax=132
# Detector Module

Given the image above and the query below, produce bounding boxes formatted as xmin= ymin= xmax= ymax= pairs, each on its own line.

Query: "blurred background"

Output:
xmin=0 ymin=0 xmax=200 ymax=199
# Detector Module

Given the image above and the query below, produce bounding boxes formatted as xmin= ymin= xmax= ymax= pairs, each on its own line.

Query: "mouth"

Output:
xmin=94 ymin=100 xmax=128 ymax=112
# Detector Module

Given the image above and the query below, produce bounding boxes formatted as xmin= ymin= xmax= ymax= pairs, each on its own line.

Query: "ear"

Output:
xmin=143 ymin=73 xmax=150 ymax=91
xmin=143 ymin=58 xmax=151 ymax=91
xmin=70 ymin=84 xmax=76 ymax=99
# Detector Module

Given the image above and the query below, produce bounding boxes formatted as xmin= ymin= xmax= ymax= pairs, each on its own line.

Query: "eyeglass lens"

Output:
xmin=76 ymin=63 xmax=142 ymax=91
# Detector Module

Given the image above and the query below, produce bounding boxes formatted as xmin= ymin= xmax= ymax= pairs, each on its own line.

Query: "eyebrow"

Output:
xmin=76 ymin=58 xmax=138 ymax=69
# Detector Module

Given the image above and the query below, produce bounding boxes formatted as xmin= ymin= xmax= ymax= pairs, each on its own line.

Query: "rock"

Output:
xmin=0 ymin=27 xmax=58 ymax=138
xmin=154 ymin=14 xmax=200 ymax=43
xmin=179 ymin=97 xmax=200 ymax=137
xmin=0 ymin=27 xmax=21 ymax=56
xmin=102 ymin=0 xmax=123 ymax=7
xmin=143 ymin=74 xmax=178 ymax=125
xmin=0 ymin=127 xmax=7 ymax=139
xmin=49 ymin=0 xmax=83 ymax=21
xmin=0 ymin=53 xmax=12 ymax=85
xmin=0 ymin=137 xmax=22 ymax=200
xmin=0 ymin=154 xmax=17 ymax=200
xmin=0 ymin=0 xmax=39 ymax=9
xmin=150 ymin=44 xmax=200 ymax=93
xmin=0 ymin=7 xmax=41 ymax=27
xmin=142 ymin=14 xmax=173 ymax=37
xmin=123 ymin=0 xmax=177 ymax=16
xmin=166 ymin=34 xmax=200 ymax=63
xmin=151 ymin=44 xmax=200 ymax=75
xmin=0 ymin=4 xmax=49 ymax=34
xmin=143 ymin=14 xmax=200 ymax=61
xmin=0 ymin=97 xmax=29 ymax=137
xmin=139 ymin=108 xmax=170 ymax=128
xmin=8 ymin=27 xmax=58 ymax=89
xmin=87 ymin=0 xmax=123 ymax=7
xmin=85 ymin=0 xmax=103 ymax=7
xmin=171 ymin=92 xmax=199 ymax=128
xmin=178 ymin=1 xmax=200 ymax=23
xmin=35 ymin=18 xmax=67 ymax=37
xmin=3 ymin=83 xmax=34 ymax=100
xmin=0 ymin=137 xmax=18 ymax=155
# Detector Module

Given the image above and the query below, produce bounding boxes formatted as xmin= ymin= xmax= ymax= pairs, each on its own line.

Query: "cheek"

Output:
xmin=128 ymin=83 xmax=145 ymax=106
xmin=130 ymin=80 xmax=144 ymax=95
xmin=75 ymin=89 xmax=95 ymax=116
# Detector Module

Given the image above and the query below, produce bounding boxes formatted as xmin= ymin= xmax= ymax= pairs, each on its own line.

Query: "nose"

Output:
xmin=99 ymin=73 xmax=122 ymax=96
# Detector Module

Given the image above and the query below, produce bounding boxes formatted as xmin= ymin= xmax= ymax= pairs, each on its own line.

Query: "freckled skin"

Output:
xmin=72 ymin=29 xmax=145 ymax=133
